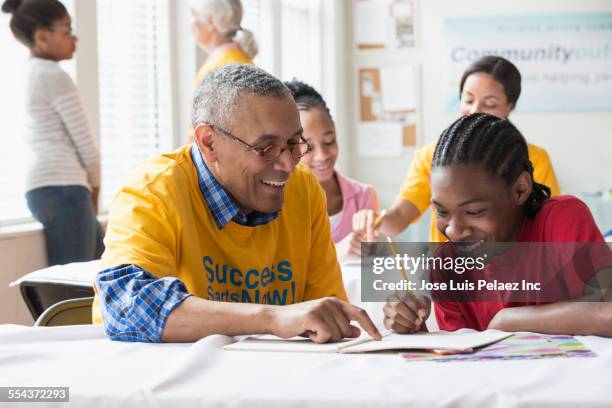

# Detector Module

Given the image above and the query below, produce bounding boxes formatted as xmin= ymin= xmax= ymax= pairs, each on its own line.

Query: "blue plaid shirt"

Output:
xmin=96 ymin=145 xmax=279 ymax=342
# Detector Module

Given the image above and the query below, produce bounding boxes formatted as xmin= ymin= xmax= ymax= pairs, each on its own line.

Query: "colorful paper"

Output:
xmin=401 ymin=333 xmax=596 ymax=362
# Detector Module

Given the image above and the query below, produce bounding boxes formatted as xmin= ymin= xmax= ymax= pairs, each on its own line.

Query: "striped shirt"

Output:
xmin=96 ymin=145 xmax=278 ymax=342
xmin=25 ymin=57 xmax=100 ymax=192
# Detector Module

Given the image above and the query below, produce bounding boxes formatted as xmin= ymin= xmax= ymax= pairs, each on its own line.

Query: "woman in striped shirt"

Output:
xmin=2 ymin=0 xmax=104 ymax=265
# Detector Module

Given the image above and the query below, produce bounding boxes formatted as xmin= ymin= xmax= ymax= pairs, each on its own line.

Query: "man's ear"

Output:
xmin=194 ymin=124 xmax=218 ymax=163
xmin=512 ymin=171 xmax=532 ymax=206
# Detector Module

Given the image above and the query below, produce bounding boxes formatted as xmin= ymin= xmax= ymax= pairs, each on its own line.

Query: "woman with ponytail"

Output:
xmin=382 ymin=113 xmax=612 ymax=337
xmin=189 ymin=0 xmax=258 ymax=87
xmin=187 ymin=0 xmax=257 ymax=142
xmin=2 ymin=0 xmax=104 ymax=266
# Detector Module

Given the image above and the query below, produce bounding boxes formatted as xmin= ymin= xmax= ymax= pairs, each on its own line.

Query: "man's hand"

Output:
xmin=268 ymin=297 xmax=382 ymax=343
xmin=383 ymin=292 xmax=431 ymax=334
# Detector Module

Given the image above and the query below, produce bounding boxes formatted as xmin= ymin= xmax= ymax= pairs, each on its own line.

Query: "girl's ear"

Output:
xmin=33 ymin=28 xmax=48 ymax=50
xmin=512 ymin=171 xmax=532 ymax=206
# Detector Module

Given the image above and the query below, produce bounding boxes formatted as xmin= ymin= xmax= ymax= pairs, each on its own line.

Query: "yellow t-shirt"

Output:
xmin=188 ymin=47 xmax=253 ymax=142
xmin=399 ymin=141 xmax=560 ymax=242
xmin=194 ymin=47 xmax=253 ymax=89
xmin=93 ymin=145 xmax=347 ymax=324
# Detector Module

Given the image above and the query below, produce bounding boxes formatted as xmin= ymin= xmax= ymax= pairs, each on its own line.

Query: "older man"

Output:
xmin=93 ymin=64 xmax=380 ymax=343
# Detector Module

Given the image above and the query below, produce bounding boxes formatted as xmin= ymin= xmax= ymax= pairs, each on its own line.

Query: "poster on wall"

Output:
xmin=353 ymin=0 xmax=415 ymax=50
xmin=444 ymin=13 xmax=612 ymax=112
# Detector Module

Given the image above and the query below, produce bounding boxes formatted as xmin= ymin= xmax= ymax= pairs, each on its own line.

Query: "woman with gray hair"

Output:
xmin=190 ymin=0 xmax=258 ymax=87
xmin=188 ymin=0 xmax=258 ymax=142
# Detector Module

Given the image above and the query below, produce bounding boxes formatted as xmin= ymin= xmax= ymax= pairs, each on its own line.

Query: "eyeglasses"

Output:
xmin=205 ymin=123 xmax=311 ymax=162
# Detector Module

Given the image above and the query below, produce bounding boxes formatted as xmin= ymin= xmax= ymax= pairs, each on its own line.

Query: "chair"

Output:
xmin=10 ymin=260 xmax=101 ymax=320
xmin=34 ymin=297 xmax=94 ymax=327
xmin=20 ymin=282 xmax=95 ymax=320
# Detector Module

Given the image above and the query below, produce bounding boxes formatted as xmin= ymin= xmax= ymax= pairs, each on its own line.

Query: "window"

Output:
xmin=241 ymin=0 xmax=262 ymax=51
xmin=0 ymin=17 xmax=31 ymax=223
xmin=0 ymin=0 xmax=328 ymax=225
xmin=241 ymin=0 xmax=322 ymax=90
xmin=240 ymin=0 xmax=274 ymax=73
xmin=280 ymin=0 xmax=321 ymax=88
xmin=97 ymin=0 xmax=172 ymax=211
xmin=0 ymin=0 xmax=74 ymax=224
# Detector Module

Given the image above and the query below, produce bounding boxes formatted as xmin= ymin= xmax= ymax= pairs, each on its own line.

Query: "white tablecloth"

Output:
xmin=3 ymin=262 xmax=611 ymax=407
xmin=0 ymin=323 xmax=611 ymax=408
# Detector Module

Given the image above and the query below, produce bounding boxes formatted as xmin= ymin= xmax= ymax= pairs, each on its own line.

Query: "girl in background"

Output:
xmin=285 ymin=79 xmax=380 ymax=261
xmin=2 ymin=0 xmax=103 ymax=265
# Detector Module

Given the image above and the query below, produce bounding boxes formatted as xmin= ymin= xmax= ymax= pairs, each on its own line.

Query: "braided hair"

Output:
xmin=284 ymin=78 xmax=333 ymax=121
xmin=432 ymin=113 xmax=550 ymax=218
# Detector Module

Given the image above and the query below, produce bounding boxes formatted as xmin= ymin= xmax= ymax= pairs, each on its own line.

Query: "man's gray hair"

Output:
xmin=192 ymin=64 xmax=291 ymax=129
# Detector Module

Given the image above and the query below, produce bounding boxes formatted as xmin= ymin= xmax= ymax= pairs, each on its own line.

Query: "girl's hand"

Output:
xmin=383 ymin=292 xmax=431 ymax=334
xmin=352 ymin=209 xmax=381 ymax=242
xmin=336 ymin=231 xmax=366 ymax=261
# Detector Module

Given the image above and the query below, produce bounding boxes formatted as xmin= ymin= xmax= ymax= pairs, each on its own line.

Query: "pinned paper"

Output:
xmin=358 ymin=122 xmax=403 ymax=157
xmin=354 ymin=0 xmax=388 ymax=47
xmin=392 ymin=1 xmax=412 ymax=18
xmin=380 ymin=66 xmax=416 ymax=112
xmin=361 ymin=72 xmax=376 ymax=97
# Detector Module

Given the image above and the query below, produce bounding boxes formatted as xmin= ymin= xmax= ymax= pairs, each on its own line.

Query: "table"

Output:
xmin=3 ymin=263 xmax=611 ymax=407
xmin=1 ymin=324 xmax=611 ymax=407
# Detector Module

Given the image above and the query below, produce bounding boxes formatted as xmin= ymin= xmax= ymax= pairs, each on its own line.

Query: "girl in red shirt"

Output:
xmin=383 ymin=113 xmax=612 ymax=337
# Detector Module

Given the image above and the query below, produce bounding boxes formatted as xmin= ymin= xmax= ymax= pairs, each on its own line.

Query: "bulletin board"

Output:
xmin=356 ymin=65 xmax=420 ymax=157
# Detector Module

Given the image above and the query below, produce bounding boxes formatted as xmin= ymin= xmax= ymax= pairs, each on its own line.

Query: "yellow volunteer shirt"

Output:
xmin=188 ymin=47 xmax=253 ymax=142
xmin=399 ymin=141 xmax=560 ymax=242
xmin=93 ymin=145 xmax=347 ymax=324
xmin=195 ymin=47 xmax=253 ymax=89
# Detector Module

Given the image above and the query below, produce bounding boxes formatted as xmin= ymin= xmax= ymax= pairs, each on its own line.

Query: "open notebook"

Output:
xmin=223 ymin=330 xmax=512 ymax=354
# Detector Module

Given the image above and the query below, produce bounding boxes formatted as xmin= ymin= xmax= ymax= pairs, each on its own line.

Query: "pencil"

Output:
xmin=386 ymin=235 xmax=414 ymax=296
xmin=373 ymin=209 xmax=386 ymax=228
xmin=368 ymin=210 xmax=386 ymax=241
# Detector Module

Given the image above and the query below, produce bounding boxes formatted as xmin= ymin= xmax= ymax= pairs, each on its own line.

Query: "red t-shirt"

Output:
xmin=434 ymin=195 xmax=612 ymax=331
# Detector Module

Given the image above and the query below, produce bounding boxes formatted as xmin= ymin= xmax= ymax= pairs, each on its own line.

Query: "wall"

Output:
xmin=0 ymin=229 xmax=45 ymax=325
xmin=347 ymin=0 xmax=612 ymax=240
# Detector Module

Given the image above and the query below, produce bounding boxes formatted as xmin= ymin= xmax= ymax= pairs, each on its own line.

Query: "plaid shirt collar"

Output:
xmin=190 ymin=145 xmax=279 ymax=229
